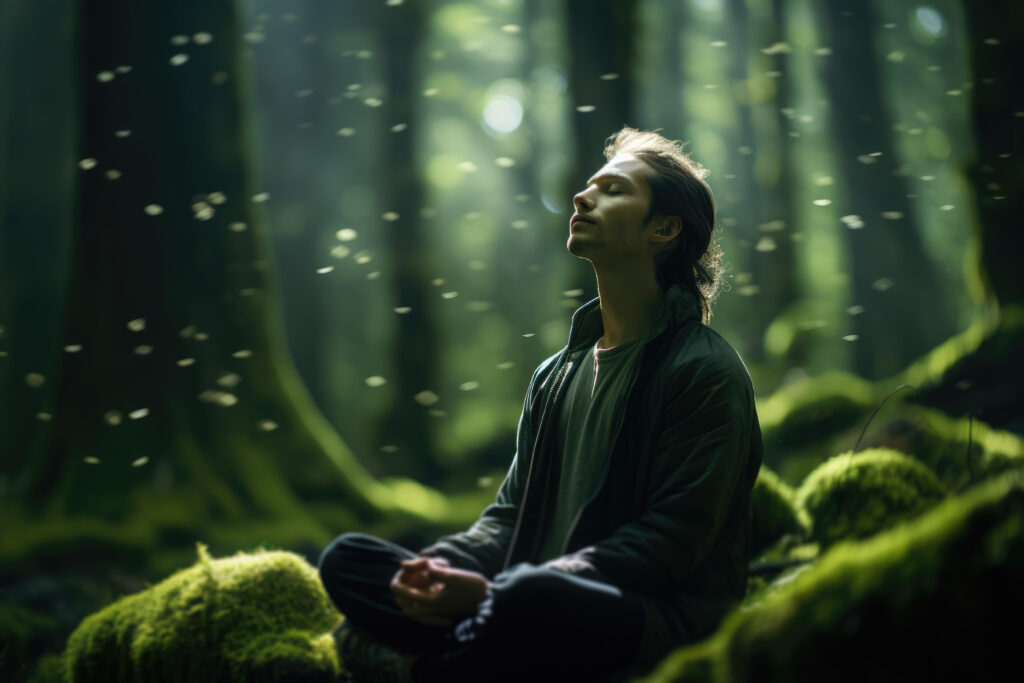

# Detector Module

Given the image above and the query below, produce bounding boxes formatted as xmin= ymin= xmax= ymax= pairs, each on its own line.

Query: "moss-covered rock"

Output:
xmin=863 ymin=406 xmax=1024 ymax=491
xmin=64 ymin=545 xmax=342 ymax=683
xmin=642 ymin=469 xmax=1024 ymax=682
xmin=757 ymin=372 xmax=875 ymax=455
xmin=795 ymin=448 xmax=946 ymax=547
xmin=750 ymin=467 xmax=805 ymax=556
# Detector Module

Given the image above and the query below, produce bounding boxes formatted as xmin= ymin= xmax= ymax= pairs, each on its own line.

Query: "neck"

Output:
xmin=594 ymin=264 xmax=665 ymax=349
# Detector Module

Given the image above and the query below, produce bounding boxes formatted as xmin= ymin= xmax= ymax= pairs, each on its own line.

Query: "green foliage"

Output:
xmin=796 ymin=448 xmax=946 ymax=547
xmin=63 ymin=544 xmax=341 ymax=683
xmin=642 ymin=469 xmax=1024 ymax=682
xmin=750 ymin=466 xmax=805 ymax=556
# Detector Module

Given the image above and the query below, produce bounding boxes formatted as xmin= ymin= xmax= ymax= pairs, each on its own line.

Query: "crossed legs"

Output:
xmin=318 ymin=532 xmax=644 ymax=682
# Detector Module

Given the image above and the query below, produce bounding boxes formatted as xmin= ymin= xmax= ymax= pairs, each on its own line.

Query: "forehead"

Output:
xmin=587 ymin=153 xmax=652 ymax=192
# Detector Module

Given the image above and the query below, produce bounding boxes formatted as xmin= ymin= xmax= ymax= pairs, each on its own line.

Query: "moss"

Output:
xmin=750 ymin=466 xmax=805 ymax=556
xmin=895 ymin=311 xmax=998 ymax=390
xmin=642 ymin=469 xmax=1024 ymax=682
xmin=871 ymin=407 xmax=1024 ymax=490
xmin=795 ymin=448 xmax=946 ymax=547
xmin=64 ymin=544 xmax=341 ymax=683
xmin=757 ymin=372 xmax=875 ymax=453
xmin=28 ymin=653 xmax=66 ymax=683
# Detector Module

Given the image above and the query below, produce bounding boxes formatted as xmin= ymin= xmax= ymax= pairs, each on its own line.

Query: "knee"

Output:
xmin=317 ymin=531 xmax=375 ymax=575
xmin=490 ymin=565 xmax=566 ymax=617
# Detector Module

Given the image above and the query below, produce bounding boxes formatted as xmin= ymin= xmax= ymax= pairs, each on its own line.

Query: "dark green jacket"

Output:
xmin=420 ymin=284 xmax=763 ymax=663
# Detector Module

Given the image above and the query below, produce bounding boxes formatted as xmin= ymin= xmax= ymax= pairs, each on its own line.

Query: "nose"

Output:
xmin=573 ymin=187 xmax=594 ymax=213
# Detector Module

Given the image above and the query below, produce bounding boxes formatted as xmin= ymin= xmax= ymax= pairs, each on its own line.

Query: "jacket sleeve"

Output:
xmin=417 ymin=357 xmax=552 ymax=577
xmin=543 ymin=353 xmax=757 ymax=593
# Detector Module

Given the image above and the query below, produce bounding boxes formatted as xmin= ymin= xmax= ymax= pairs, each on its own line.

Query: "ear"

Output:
xmin=649 ymin=215 xmax=683 ymax=250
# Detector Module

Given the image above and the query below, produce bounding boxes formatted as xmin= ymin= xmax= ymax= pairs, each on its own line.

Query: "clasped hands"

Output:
xmin=390 ymin=556 xmax=491 ymax=627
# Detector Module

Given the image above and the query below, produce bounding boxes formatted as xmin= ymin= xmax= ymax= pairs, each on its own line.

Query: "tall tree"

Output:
xmin=913 ymin=0 xmax=1024 ymax=435
xmin=820 ymin=2 xmax=956 ymax=378
xmin=14 ymin=0 xmax=436 ymax=546
xmin=962 ymin=1 xmax=1024 ymax=310
xmin=754 ymin=0 xmax=801 ymax=364
xmin=0 ymin=0 xmax=76 ymax=502
xmin=374 ymin=0 xmax=445 ymax=483
xmin=718 ymin=0 xmax=799 ymax=368
xmin=647 ymin=1 xmax=685 ymax=134
xmin=246 ymin=2 xmax=339 ymax=410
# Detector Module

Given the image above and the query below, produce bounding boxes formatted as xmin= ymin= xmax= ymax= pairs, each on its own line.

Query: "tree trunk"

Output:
xmin=962 ymin=1 xmax=1024 ymax=309
xmin=720 ymin=0 xmax=802 ymax=365
xmin=374 ymin=0 xmax=445 ymax=483
xmin=14 ymin=0 xmax=430 ymax=546
xmin=756 ymin=0 xmax=801 ymax=362
xmin=911 ymin=1 xmax=1024 ymax=435
xmin=820 ymin=2 xmax=956 ymax=378
xmin=0 ymin=0 xmax=77 ymax=501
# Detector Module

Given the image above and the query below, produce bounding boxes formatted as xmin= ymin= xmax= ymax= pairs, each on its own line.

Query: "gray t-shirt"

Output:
xmin=536 ymin=336 xmax=645 ymax=562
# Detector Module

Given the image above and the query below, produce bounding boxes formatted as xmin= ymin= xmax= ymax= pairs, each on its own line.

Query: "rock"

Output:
xmin=796 ymin=448 xmax=946 ymax=547
xmin=63 ymin=545 xmax=342 ymax=682
xmin=641 ymin=469 xmax=1024 ymax=682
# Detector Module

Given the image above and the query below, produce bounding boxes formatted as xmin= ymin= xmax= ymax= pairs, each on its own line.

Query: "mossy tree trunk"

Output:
xmin=14 ymin=0 xmax=415 ymax=547
xmin=245 ymin=3 xmax=338 ymax=414
xmin=911 ymin=2 xmax=1024 ymax=435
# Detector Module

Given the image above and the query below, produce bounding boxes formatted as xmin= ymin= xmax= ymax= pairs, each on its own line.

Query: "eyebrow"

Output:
xmin=586 ymin=172 xmax=635 ymax=188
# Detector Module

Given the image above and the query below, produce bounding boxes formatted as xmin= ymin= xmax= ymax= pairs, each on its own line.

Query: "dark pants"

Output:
xmin=317 ymin=532 xmax=645 ymax=682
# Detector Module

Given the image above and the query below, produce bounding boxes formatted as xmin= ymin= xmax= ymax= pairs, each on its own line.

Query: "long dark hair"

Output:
xmin=603 ymin=127 xmax=724 ymax=323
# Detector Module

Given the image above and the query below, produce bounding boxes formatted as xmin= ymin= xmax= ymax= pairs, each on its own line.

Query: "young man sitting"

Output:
xmin=318 ymin=127 xmax=763 ymax=682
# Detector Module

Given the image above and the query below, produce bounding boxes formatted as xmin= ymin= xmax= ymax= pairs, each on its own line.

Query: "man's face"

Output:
xmin=567 ymin=153 xmax=659 ymax=267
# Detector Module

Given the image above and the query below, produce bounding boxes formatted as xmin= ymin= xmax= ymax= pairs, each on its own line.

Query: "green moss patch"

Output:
xmin=750 ymin=466 xmax=805 ymax=556
xmin=757 ymin=372 xmax=875 ymax=453
xmin=795 ymin=448 xmax=946 ymax=547
xmin=642 ymin=469 xmax=1024 ymax=682
xmin=64 ymin=545 xmax=342 ymax=683
xmin=869 ymin=407 xmax=1024 ymax=490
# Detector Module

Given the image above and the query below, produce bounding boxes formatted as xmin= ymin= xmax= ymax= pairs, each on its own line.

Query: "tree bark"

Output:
xmin=0 ymin=0 xmax=77 ymax=500
xmin=374 ymin=0 xmax=445 ymax=483
xmin=820 ymin=2 xmax=956 ymax=378
xmin=719 ymin=0 xmax=799 ymax=365
xmin=962 ymin=1 xmax=1024 ymax=309
xmin=15 ymin=0 xmax=414 ymax=542
xmin=911 ymin=1 xmax=1024 ymax=435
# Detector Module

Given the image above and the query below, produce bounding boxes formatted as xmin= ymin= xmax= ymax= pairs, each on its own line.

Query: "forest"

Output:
xmin=1 ymin=0 xmax=1021 ymax=680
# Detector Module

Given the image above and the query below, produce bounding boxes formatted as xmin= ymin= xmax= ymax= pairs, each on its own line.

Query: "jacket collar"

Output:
xmin=564 ymin=283 xmax=701 ymax=353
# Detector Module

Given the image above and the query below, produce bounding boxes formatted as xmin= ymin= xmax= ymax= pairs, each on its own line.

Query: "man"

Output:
xmin=318 ymin=127 xmax=763 ymax=682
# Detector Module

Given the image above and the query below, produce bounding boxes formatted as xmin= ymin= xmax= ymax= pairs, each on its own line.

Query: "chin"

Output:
xmin=566 ymin=235 xmax=593 ymax=257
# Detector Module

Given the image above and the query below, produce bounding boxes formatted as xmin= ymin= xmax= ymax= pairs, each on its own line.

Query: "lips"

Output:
xmin=570 ymin=214 xmax=596 ymax=230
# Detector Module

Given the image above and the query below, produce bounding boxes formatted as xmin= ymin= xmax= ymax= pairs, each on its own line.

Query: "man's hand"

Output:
xmin=390 ymin=556 xmax=491 ymax=627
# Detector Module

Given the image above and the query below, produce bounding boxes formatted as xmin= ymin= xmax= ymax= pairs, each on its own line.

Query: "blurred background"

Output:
xmin=1 ymin=0 xmax=1021 ymax=678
